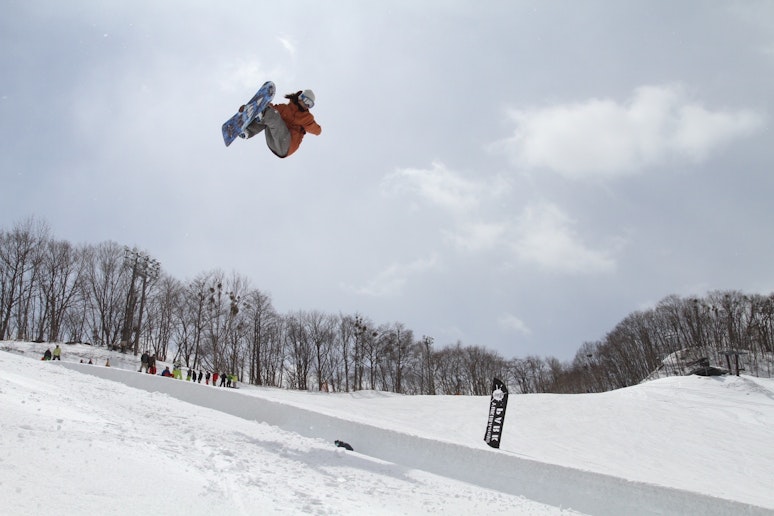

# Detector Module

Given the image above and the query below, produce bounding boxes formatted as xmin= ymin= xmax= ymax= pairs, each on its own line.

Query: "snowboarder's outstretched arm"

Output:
xmin=301 ymin=118 xmax=321 ymax=136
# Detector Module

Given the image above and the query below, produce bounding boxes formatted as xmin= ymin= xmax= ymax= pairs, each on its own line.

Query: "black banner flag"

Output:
xmin=483 ymin=377 xmax=509 ymax=449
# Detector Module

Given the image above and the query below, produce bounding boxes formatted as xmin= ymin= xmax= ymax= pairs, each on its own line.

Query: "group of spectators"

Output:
xmin=140 ymin=352 xmax=238 ymax=388
xmin=40 ymin=346 xmax=237 ymax=388
xmin=139 ymin=352 xmax=159 ymax=374
xmin=41 ymin=345 xmax=62 ymax=361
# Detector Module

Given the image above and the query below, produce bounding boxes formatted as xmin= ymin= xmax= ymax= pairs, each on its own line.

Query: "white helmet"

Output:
xmin=300 ymin=89 xmax=315 ymax=109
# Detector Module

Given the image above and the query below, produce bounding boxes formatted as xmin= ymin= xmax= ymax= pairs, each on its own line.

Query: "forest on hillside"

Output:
xmin=2 ymin=218 xmax=772 ymax=394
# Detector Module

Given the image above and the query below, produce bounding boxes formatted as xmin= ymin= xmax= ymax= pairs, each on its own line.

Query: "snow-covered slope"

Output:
xmin=1 ymin=342 xmax=773 ymax=515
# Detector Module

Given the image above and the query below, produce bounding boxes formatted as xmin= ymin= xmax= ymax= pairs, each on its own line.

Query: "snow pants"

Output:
xmin=245 ymin=107 xmax=290 ymax=158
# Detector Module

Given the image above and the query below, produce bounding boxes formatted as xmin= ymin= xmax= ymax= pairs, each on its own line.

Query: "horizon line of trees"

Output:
xmin=1 ymin=217 xmax=772 ymax=395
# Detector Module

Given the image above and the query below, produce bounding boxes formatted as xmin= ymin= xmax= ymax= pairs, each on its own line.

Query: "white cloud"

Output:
xmin=672 ymin=103 xmax=763 ymax=161
xmin=382 ymin=163 xmax=620 ymax=275
xmin=443 ymin=221 xmax=508 ymax=252
xmin=512 ymin=202 xmax=618 ymax=274
xmin=381 ymin=161 xmax=509 ymax=214
xmin=494 ymin=84 xmax=764 ymax=179
xmin=345 ymin=256 xmax=439 ymax=298
xmin=498 ymin=313 xmax=532 ymax=335
xmin=277 ymin=36 xmax=297 ymax=58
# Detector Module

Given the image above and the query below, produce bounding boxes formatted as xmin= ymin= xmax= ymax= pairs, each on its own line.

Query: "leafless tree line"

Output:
xmin=2 ymin=218 xmax=771 ymax=395
xmin=0 ymin=218 xmax=504 ymax=394
xmin=544 ymin=293 xmax=774 ymax=393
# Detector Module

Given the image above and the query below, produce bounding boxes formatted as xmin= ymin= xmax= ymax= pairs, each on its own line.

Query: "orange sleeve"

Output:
xmin=305 ymin=118 xmax=322 ymax=135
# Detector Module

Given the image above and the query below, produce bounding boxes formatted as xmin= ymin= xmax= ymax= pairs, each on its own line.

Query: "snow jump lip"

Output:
xmin=61 ymin=362 xmax=772 ymax=516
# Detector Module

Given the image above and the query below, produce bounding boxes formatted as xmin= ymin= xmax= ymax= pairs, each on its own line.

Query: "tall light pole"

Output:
xmin=121 ymin=247 xmax=160 ymax=354
xmin=353 ymin=315 xmax=368 ymax=391
xmin=421 ymin=335 xmax=435 ymax=395
xmin=133 ymin=254 xmax=160 ymax=355
xmin=120 ymin=249 xmax=140 ymax=352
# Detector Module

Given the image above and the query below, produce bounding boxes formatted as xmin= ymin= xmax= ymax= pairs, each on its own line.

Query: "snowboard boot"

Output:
xmin=238 ymin=105 xmax=265 ymax=139
xmin=240 ymin=110 xmax=269 ymax=138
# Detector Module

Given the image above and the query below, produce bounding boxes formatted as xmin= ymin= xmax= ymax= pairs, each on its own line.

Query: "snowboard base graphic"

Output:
xmin=221 ymin=81 xmax=276 ymax=147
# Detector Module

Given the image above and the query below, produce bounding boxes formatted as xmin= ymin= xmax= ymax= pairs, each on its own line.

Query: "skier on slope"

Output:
xmin=240 ymin=89 xmax=321 ymax=158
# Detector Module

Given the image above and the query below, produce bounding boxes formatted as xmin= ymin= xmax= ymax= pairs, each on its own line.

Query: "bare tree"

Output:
xmin=143 ymin=274 xmax=180 ymax=362
xmin=222 ymin=273 xmax=251 ymax=378
xmin=260 ymin=320 xmax=286 ymax=387
xmin=303 ymin=310 xmax=336 ymax=391
xmin=333 ymin=314 xmax=356 ymax=392
xmin=81 ymin=241 xmax=129 ymax=347
xmin=0 ymin=218 xmax=48 ymax=340
xmin=284 ymin=311 xmax=313 ymax=390
xmin=177 ymin=272 xmax=215 ymax=368
xmin=35 ymin=239 xmax=85 ymax=342
xmin=381 ymin=322 xmax=413 ymax=393
xmin=244 ymin=288 xmax=277 ymax=386
xmin=434 ymin=342 xmax=466 ymax=394
xmin=202 ymin=271 xmax=227 ymax=371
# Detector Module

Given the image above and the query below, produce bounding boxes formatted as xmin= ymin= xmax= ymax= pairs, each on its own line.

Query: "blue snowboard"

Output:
xmin=221 ymin=81 xmax=276 ymax=147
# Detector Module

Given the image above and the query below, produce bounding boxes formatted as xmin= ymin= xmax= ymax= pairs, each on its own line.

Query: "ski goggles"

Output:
xmin=300 ymin=93 xmax=315 ymax=109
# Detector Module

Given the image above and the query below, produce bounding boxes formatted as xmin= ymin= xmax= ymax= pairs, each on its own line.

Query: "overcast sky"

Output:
xmin=2 ymin=1 xmax=772 ymax=361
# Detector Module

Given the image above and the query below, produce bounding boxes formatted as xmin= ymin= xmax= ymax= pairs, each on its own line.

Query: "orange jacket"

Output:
xmin=272 ymin=102 xmax=322 ymax=157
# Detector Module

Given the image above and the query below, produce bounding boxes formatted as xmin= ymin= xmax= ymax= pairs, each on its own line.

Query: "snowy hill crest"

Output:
xmin=1 ymin=341 xmax=773 ymax=515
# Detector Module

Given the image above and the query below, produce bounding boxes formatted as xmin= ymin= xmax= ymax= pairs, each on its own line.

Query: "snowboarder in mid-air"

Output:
xmin=240 ymin=89 xmax=321 ymax=158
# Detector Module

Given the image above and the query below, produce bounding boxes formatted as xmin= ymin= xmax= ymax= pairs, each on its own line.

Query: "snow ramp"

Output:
xmin=64 ymin=363 xmax=771 ymax=516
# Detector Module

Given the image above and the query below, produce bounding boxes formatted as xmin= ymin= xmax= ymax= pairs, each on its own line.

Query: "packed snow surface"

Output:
xmin=1 ymin=342 xmax=773 ymax=515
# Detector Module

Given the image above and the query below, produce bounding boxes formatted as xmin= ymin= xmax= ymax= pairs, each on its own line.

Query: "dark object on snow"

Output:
xmin=690 ymin=366 xmax=728 ymax=377
xmin=686 ymin=356 xmax=728 ymax=376
xmin=334 ymin=440 xmax=353 ymax=451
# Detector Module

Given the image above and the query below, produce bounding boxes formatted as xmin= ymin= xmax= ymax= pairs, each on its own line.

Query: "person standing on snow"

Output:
xmin=140 ymin=352 xmax=149 ymax=373
xmin=52 ymin=345 xmax=61 ymax=360
xmin=240 ymin=89 xmax=321 ymax=158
